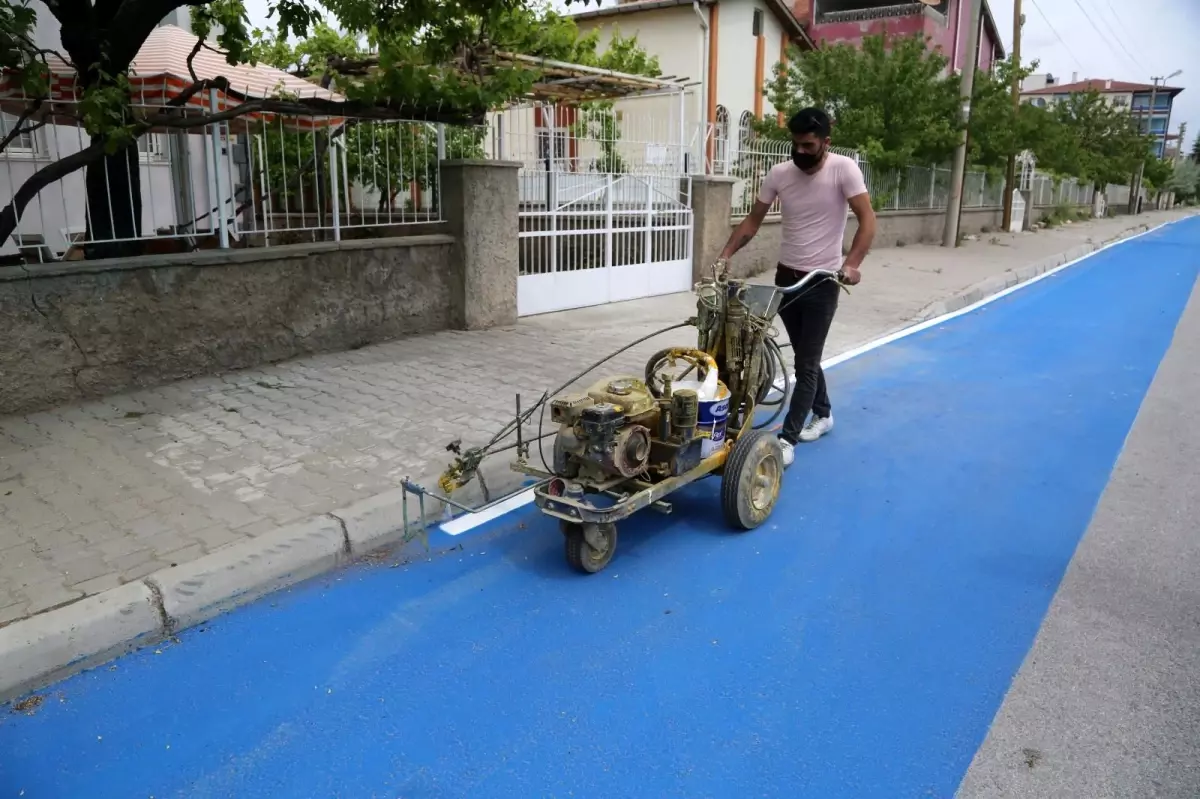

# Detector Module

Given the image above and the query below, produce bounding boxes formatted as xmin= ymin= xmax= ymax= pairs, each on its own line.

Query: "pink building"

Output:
xmin=791 ymin=0 xmax=1005 ymax=73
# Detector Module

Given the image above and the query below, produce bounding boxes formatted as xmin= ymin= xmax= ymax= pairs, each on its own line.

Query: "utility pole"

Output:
xmin=942 ymin=0 xmax=983 ymax=247
xmin=1001 ymin=0 xmax=1023 ymax=232
xmin=1129 ymin=77 xmax=1161 ymax=214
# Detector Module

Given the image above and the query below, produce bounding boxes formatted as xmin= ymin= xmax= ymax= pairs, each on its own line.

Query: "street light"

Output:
xmin=1130 ymin=69 xmax=1182 ymax=213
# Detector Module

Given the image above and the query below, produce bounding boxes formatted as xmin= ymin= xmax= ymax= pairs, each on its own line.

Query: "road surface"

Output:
xmin=2 ymin=217 xmax=1198 ymax=799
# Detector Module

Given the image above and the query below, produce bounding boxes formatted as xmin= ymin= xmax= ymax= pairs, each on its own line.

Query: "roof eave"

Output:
xmin=571 ymin=0 xmax=816 ymax=50
xmin=980 ymin=0 xmax=1006 ymax=60
xmin=569 ymin=0 xmax=714 ymax=23
xmin=762 ymin=0 xmax=817 ymax=48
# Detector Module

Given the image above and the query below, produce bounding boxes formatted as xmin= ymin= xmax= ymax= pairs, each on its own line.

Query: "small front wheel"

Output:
xmin=564 ymin=522 xmax=618 ymax=574
xmin=721 ymin=429 xmax=784 ymax=530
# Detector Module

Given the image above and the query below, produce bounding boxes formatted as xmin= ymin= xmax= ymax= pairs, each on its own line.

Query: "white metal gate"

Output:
xmin=486 ymin=95 xmax=696 ymax=318
xmin=517 ymin=172 xmax=693 ymax=317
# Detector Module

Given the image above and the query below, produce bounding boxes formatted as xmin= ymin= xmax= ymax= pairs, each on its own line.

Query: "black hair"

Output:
xmin=787 ymin=108 xmax=831 ymax=139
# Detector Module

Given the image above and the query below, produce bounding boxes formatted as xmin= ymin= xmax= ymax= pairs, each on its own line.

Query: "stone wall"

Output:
xmin=0 ymin=160 xmax=519 ymax=416
xmin=0 ymin=237 xmax=455 ymax=415
xmin=694 ymin=175 xmax=1093 ymax=278
xmin=711 ymin=207 xmax=1014 ymax=277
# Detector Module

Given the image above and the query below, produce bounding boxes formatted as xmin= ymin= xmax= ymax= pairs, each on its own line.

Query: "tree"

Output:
xmin=0 ymin=0 xmax=603 ymax=255
xmin=567 ymin=27 xmax=662 ymax=174
xmin=1141 ymin=157 xmax=1174 ymax=193
xmin=965 ymin=57 xmax=1058 ymax=173
xmin=1168 ymin=158 xmax=1200 ymax=202
xmin=245 ymin=18 xmax=659 ymax=211
xmin=1033 ymin=90 xmax=1151 ymax=189
xmin=761 ymin=33 xmax=961 ymax=172
xmin=1191 ymin=135 xmax=1200 ymax=163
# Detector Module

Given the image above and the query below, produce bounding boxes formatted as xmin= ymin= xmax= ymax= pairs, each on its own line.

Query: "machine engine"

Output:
xmin=550 ymin=377 xmax=656 ymax=481
xmin=549 ymin=376 xmax=704 ymax=482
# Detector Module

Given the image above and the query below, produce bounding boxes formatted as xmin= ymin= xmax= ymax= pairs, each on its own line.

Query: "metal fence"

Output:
xmin=1 ymin=89 xmax=465 ymax=260
xmin=482 ymin=99 xmax=691 ymax=207
xmin=478 ymin=98 xmax=696 ymax=316
xmin=726 ymin=136 xmax=1102 ymax=217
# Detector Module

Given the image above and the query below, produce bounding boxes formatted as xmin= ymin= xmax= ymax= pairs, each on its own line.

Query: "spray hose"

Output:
xmin=436 ymin=269 xmax=854 ymax=494
xmin=437 ymin=320 xmax=696 ymax=494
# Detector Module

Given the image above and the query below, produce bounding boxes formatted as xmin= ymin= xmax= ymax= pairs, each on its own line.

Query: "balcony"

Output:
xmin=815 ymin=0 xmax=949 ymax=24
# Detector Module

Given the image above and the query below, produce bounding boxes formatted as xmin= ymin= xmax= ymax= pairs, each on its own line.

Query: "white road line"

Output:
xmin=440 ymin=489 xmax=536 ymax=535
xmin=440 ymin=219 xmax=1182 ymax=536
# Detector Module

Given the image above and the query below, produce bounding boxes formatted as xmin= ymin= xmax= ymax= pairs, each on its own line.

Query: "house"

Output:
xmin=797 ymin=0 xmax=1006 ymax=74
xmin=570 ymin=0 xmax=818 ymax=172
xmin=1 ymin=16 xmax=339 ymax=261
xmin=1020 ymin=78 xmax=1185 ymax=159
xmin=570 ymin=0 xmax=1004 ymax=173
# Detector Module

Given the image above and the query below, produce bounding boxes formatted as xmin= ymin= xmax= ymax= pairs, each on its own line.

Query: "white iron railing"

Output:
xmin=1 ymin=89 xmax=461 ymax=260
xmin=724 ymin=135 xmax=1105 ymax=217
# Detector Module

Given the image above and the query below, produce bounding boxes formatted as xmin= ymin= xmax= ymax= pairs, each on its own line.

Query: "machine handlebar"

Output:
xmin=776 ymin=268 xmax=845 ymax=295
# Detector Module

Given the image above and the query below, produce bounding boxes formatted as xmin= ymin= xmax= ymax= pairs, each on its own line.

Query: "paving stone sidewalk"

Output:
xmin=0 ymin=211 xmax=1187 ymax=625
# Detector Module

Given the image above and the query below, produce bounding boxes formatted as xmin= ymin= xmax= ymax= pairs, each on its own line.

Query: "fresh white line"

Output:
xmin=439 ymin=219 xmax=1180 ymax=536
xmin=441 ymin=489 xmax=536 ymax=535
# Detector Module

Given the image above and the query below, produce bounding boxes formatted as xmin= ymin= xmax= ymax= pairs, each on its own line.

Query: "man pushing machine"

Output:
xmin=713 ymin=108 xmax=876 ymax=466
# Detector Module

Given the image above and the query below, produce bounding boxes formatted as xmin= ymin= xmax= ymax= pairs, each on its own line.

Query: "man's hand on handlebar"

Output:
xmin=838 ymin=265 xmax=862 ymax=286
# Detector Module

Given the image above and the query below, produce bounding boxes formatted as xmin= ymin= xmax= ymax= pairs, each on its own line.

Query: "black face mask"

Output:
xmin=792 ymin=146 xmax=825 ymax=171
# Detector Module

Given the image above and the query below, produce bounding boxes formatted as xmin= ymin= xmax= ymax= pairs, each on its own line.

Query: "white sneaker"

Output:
xmin=799 ymin=414 xmax=834 ymax=443
xmin=778 ymin=438 xmax=795 ymax=467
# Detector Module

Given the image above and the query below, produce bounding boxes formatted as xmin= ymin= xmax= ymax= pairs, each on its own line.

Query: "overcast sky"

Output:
xmin=988 ymin=0 xmax=1197 ymax=150
xmin=547 ymin=0 xmax=1197 ymax=151
xmin=241 ymin=0 xmax=1196 ymax=151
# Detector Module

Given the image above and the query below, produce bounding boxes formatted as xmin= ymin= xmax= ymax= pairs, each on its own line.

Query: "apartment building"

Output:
xmin=1020 ymin=76 xmax=1185 ymax=159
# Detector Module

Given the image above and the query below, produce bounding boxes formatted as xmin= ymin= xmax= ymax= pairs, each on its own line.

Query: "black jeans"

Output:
xmin=774 ymin=265 xmax=839 ymax=444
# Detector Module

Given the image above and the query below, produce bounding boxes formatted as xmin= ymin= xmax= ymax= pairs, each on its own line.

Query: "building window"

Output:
xmin=535 ymin=105 xmax=570 ymax=169
xmin=1112 ymin=96 xmax=1128 ymax=107
xmin=536 ymin=127 xmax=569 ymax=165
xmin=1032 ymin=98 xmax=1046 ymax=108
xmin=738 ymin=110 xmax=755 ymax=151
xmin=713 ymin=105 xmax=730 ymax=171
xmin=138 ymin=133 xmax=167 ymax=160
xmin=1 ymin=111 xmax=37 ymax=153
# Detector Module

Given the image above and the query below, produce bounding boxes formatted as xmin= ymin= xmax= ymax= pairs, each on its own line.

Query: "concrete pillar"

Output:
xmin=1020 ymin=189 xmax=1035 ymax=229
xmin=689 ymin=174 xmax=738 ymax=282
xmin=439 ymin=159 xmax=521 ymax=330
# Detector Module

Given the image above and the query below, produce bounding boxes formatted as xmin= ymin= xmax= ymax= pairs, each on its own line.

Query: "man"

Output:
xmin=716 ymin=107 xmax=875 ymax=466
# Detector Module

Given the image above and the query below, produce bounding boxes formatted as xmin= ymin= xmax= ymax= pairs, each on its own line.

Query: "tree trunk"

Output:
xmin=83 ymin=138 xmax=143 ymax=260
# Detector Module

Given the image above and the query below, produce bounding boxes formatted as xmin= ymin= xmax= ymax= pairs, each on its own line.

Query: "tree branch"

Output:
xmin=0 ymin=141 xmax=106 ymax=245
xmin=0 ymin=101 xmax=44 ymax=154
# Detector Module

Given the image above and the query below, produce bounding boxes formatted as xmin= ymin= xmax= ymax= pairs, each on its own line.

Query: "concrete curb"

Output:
xmin=0 ymin=216 xmax=1179 ymax=705
xmin=0 ymin=582 xmax=161 ymax=703
xmin=913 ymin=223 xmax=1152 ymax=323
xmin=149 ymin=516 xmax=349 ymax=633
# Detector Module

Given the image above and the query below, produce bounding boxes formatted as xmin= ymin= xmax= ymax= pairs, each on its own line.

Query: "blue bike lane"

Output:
xmin=2 ymin=218 xmax=1198 ymax=799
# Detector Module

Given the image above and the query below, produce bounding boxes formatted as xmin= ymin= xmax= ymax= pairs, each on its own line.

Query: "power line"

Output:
xmin=1100 ymin=0 xmax=1150 ymax=64
xmin=1090 ymin=0 xmax=1145 ymax=71
xmin=1027 ymin=0 xmax=1082 ymax=71
xmin=1069 ymin=0 xmax=1138 ymax=73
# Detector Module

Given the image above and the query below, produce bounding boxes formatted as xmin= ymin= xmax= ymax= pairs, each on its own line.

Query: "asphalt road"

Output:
xmin=1 ymin=217 xmax=1197 ymax=799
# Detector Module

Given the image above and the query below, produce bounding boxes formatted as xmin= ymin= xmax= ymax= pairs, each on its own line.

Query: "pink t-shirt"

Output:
xmin=757 ymin=153 xmax=868 ymax=273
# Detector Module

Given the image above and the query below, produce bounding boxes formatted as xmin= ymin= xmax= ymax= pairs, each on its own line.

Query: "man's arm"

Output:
xmin=842 ymin=192 xmax=876 ymax=282
xmin=719 ymin=200 xmax=771 ymax=260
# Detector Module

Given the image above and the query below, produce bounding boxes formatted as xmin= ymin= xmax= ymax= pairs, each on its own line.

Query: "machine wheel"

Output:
xmin=721 ymin=429 xmax=784 ymax=530
xmin=564 ymin=522 xmax=618 ymax=574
